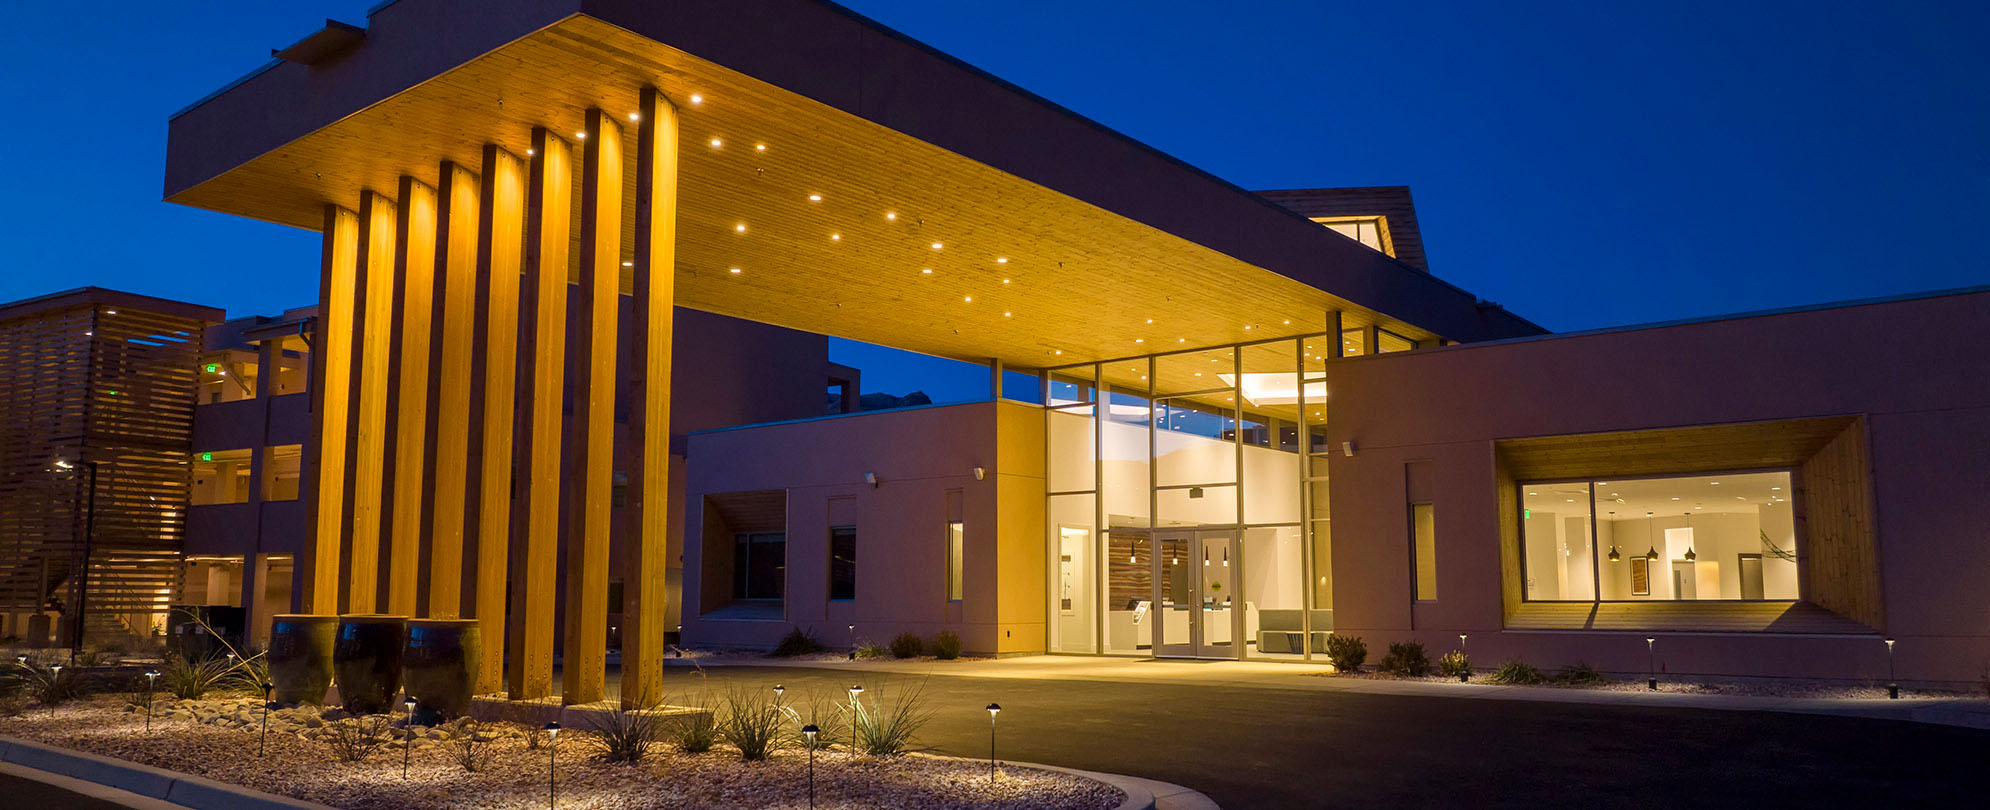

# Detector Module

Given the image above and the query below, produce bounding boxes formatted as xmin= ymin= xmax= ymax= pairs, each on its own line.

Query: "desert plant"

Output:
xmin=931 ymin=630 xmax=963 ymax=660
xmin=448 ymin=724 xmax=497 ymax=772
xmin=1555 ymin=662 xmax=1610 ymax=686
xmin=1325 ymin=634 xmax=1368 ymax=672
xmin=888 ymin=632 xmax=924 ymax=659
xmin=524 ymin=724 xmax=547 ymax=751
xmin=854 ymin=642 xmax=890 ymax=659
xmin=781 ymin=692 xmax=846 ymax=752
xmin=1438 ymin=649 xmax=1471 ymax=678
xmin=771 ymin=626 xmax=825 ymax=658
xmin=717 ymin=686 xmax=786 ymax=761
xmin=159 ymin=654 xmax=237 ymax=700
xmin=1378 ymin=642 xmax=1431 ymax=677
xmin=670 ymin=693 xmax=719 ymax=753
xmin=13 ymin=658 xmax=89 ymax=705
xmin=324 ymin=716 xmax=391 ymax=763
xmin=850 ymin=682 xmax=933 ymax=756
xmin=1486 ymin=659 xmax=1548 ymax=685
xmin=586 ymin=705 xmax=671 ymax=763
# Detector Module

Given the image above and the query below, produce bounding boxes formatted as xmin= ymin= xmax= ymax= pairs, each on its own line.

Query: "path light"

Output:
xmin=1458 ymin=634 xmax=1470 ymax=682
xmin=144 ymin=670 xmax=160 ymax=731
xmin=403 ymin=696 xmax=418 ymax=777
xmin=259 ymin=682 xmax=274 ymax=756
xmin=773 ymin=684 xmax=785 ymax=706
xmin=1646 ymin=637 xmax=1658 ymax=691
xmin=848 ymin=685 xmax=864 ymax=752
xmin=986 ymin=703 xmax=1002 ymax=785
xmin=848 ymin=624 xmax=857 ymax=660
xmin=544 ymin=722 xmax=561 ymax=809
xmin=1885 ymin=638 xmax=1898 ymax=699
xmin=802 ymin=724 xmax=819 ymax=808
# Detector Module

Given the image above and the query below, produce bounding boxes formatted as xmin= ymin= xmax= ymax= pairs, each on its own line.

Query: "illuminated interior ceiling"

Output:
xmin=166 ymin=14 xmax=1439 ymax=372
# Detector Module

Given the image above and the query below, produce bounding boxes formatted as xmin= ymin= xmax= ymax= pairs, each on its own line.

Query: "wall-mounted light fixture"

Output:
xmin=864 ymin=472 xmax=878 ymax=488
xmin=973 ymin=467 xmax=986 ymax=481
xmin=1341 ymin=441 xmax=1356 ymax=457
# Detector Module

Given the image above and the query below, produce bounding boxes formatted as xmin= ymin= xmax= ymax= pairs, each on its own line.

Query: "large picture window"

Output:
xmin=732 ymin=532 xmax=786 ymax=600
xmin=1520 ymin=471 xmax=1797 ymax=602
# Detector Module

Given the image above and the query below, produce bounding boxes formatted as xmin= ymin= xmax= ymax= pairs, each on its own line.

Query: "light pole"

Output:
xmin=1884 ymin=638 xmax=1898 ymax=699
xmin=802 ymin=724 xmax=819 ymax=808
xmin=544 ymin=722 xmax=561 ymax=809
xmin=259 ymin=682 xmax=274 ymax=756
xmin=985 ymin=703 xmax=1002 ymax=785
xmin=144 ymin=670 xmax=160 ymax=731
xmin=847 ymin=685 xmax=864 ymax=753
xmin=1645 ymin=637 xmax=1658 ymax=691
xmin=402 ymin=697 xmax=418 ymax=777
xmin=1458 ymin=633 xmax=1470 ymax=682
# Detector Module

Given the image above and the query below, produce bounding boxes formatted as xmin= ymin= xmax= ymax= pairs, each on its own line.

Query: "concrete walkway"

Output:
xmin=660 ymin=654 xmax=1990 ymax=730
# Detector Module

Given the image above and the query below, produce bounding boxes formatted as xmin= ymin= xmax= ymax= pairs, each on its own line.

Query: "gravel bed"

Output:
xmin=0 ymin=697 xmax=1120 ymax=810
xmin=1321 ymin=670 xmax=1987 ymax=700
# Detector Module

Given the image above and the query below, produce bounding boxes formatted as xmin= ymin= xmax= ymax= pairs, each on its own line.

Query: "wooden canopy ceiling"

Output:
xmin=166 ymin=14 xmax=1436 ymax=371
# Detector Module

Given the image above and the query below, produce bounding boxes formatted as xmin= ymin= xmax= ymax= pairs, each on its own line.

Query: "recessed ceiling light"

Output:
xmin=996 ymin=257 xmax=1008 ymax=264
xmin=1135 ymin=338 xmax=1144 ymax=343
xmin=1770 ymin=486 xmax=1781 ymax=491
xmin=1145 ymin=319 xmax=1154 ymax=324
xmin=734 ymin=224 xmax=746 ymax=233
xmin=1178 ymin=338 xmax=1186 ymax=343
xmin=1003 ymin=311 xmax=1012 ymax=317
xmin=728 ymin=267 xmax=741 ymax=274
xmin=1244 ymin=325 xmax=1254 ymax=330
xmin=710 ymin=138 xmax=723 ymax=148
xmin=885 ymin=212 xmax=898 ymax=221
xmin=1001 ymin=278 xmax=1011 ymax=284
xmin=1054 ymin=350 xmax=1063 ymax=355
xmin=1671 ymin=497 xmax=1681 ymax=500
xmin=621 ymin=261 xmax=633 ymax=267
xmin=963 ymin=296 xmax=973 ymax=302
xmin=1528 ymin=491 xmax=1538 ymax=496
xmin=831 ymin=233 xmax=841 ymax=241
xmin=575 ymin=131 xmax=587 ymax=139
xmin=1283 ymin=319 xmax=1291 ymax=325
xmin=930 ymin=242 xmax=944 ymax=250
xmin=1709 ymin=481 xmax=1721 ymax=485
xmin=808 ymin=194 xmax=822 ymax=202
xmin=689 ymin=94 xmax=703 ymax=104
xmin=628 ymin=112 xmax=641 ymax=121
xmin=921 ymin=268 xmax=932 ymax=274
xmin=755 ymin=143 xmax=766 ymax=152
xmin=526 ymin=148 xmax=536 ymax=156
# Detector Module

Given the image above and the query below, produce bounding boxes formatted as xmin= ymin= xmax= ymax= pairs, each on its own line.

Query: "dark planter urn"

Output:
xmin=403 ymin=618 xmax=482 ymax=722
xmin=333 ymin=614 xmax=407 ymax=715
xmin=266 ymin=614 xmax=338 ymax=705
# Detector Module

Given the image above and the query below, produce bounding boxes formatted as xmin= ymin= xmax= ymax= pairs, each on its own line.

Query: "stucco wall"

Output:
xmin=682 ymin=400 xmax=1046 ymax=655
xmin=1324 ymin=290 xmax=1990 ymax=683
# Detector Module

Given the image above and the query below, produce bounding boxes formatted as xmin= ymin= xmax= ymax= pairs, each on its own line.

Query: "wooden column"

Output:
xmin=561 ymin=109 xmax=622 ymax=705
xmin=623 ymin=87 xmax=679 ymax=709
xmin=423 ymin=161 xmax=480 ymax=619
xmin=344 ymin=190 xmax=398 ymax=615
xmin=506 ymin=127 xmax=571 ymax=701
xmin=471 ymin=145 xmax=525 ymax=694
xmin=385 ymin=177 xmax=438 ymax=617
xmin=1325 ymin=310 xmax=1344 ymax=359
xmin=301 ymin=206 xmax=359 ymax=615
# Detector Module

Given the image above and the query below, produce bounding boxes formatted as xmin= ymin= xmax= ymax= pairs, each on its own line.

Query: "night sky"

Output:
xmin=3 ymin=1 xmax=1983 ymax=402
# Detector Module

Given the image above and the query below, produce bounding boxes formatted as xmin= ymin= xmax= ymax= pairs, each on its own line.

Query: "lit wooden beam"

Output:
xmin=623 ymin=86 xmax=679 ymax=709
xmin=506 ymin=127 xmax=571 ymax=701
xmin=561 ymin=109 xmax=621 ymax=705
xmin=385 ymin=176 xmax=437 ymax=617
xmin=344 ymin=190 xmax=398 ymax=614
xmin=301 ymin=205 xmax=358 ymax=615
xmin=470 ymin=144 xmax=524 ymax=694
xmin=423 ymin=161 xmax=480 ymax=619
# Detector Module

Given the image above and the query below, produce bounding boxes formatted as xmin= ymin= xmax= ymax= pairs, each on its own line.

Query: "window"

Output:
xmin=191 ymin=449 xmax=253 ymax=505
xmin=263 ymin=444 xmax=302 ymax=501
xmin=1520 ymin=471 xmax=1797 ymax=602
xmin=1411 ymin=503 xmax=1437 ymax=600
xmin=828 ymin=526 xmax=856 ymax=600
xmin=1310 ymin=215 xmax=1393 ymax=257
xmin=945 ymin=488 xmax=965 ymax=601
xmin=732 ymin=532 xmax=786 ymax=600
xmin=1376 ymin=329 xmax=1416 ymax=353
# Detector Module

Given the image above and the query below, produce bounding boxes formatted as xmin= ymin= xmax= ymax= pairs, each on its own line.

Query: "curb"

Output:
xmin=0 ymin=735 xmax=333 ymax=810
xmin=921 ymin=753 xmax=1217 ymax=810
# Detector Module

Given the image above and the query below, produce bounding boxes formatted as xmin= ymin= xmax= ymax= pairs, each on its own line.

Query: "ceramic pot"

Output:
xmin=333 ymin=614 xmax=406 ymax=715
xmin=266 ymin=614 xmax=338 ymax=705
xmin=403 ymin=618 xmax=481 ymax=721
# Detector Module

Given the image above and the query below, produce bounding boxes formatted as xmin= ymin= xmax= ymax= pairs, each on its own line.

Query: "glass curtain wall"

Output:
xmin=1045 ymin=334 xmax=1329 ymax=660
xmin=1520 ymin=471 xmax=1797 ymax=601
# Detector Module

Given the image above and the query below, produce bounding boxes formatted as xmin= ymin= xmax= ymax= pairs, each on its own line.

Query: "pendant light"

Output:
xmin=1682 ymin=511 xmax=1697 ymax=562
xmin=1644 ymin=511 xmax=1659 ymax=561
xmin=1606 ymin=511 xmax=1621 ymax=563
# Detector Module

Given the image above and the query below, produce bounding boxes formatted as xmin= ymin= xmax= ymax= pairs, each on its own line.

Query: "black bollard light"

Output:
xmin=259 ymin=682 xmax=274 ymax=756
xmin=1458 ymin=634 xmax=1470 ymax=682
xmin=144 ymin=670 xmax=160 ymax=732
xmin=402 ymin=696 xmax=418 ymax=778
xmin=802 ymin=724 xmax=819 ymax=808
xmin=1646 ymin=637 xmax=1658 ymax=691
xmin=848 ymin=624 xmax=857 ymax=660
xmin=1884 ymin=638 xmax=1898 ymax=699
xmin=544 ymin=722 xmax=561 ymax=809
xmin=985 ymin=703 xmax=1002 ymax=785
xmin=847 ymin=685 xmax=864 ymax=753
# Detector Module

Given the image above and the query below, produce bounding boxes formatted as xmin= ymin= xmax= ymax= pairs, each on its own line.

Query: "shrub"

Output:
xmin=782 ymin=692 xmax=845 ymax=752
xmin=587 ymin=705 xmax=671 ymax=763
xmin=931 ymin=630 xmax=963 ymax=661
xmin=449 ymin=723 xmax=497 ymax=772
xmin=1438 ymin=649 xmax=1471 ymax=678
xmin=524 ymin=725 xmax=547 ymax=751
xmin=888 ymin=632 xmax=924 ymax=659
xmin=1325 ymin=634 xmax=1367 ymax=672
xmin=850 ymin=682 xmax=932 ymax=756
xmin=854 ymin=642 xmax=890 ymax=659
xmin=771 ymin=626 xmax=825 ymax=658
xmin=1555 ymin=662 xmax=1609 ymax=686
xmin=1378 ymin=642 xmax=1431 ymax=677
xmin=13 ymin=658 xmax=89 ymax=705
xmin=670 ymin=694 xmax=719 ymax=753
xmin=159 ymin=654 xmax=237 ymax=700
xmin=1486 ymin=660 xmax=1548 ymax=685
xmin=717 ymin=687 xmax=785 ymax=761
xmin=324 ymin=717 xmax=391 ymax=763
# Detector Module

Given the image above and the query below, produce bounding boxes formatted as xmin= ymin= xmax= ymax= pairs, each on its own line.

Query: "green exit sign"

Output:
xmin=200 ymin=452 xmax=213 ymax=462
xmin=1524 ymin=508 xmax=1531 ymax=519
xmin=204 ymin=363 xmax=220 ymax=373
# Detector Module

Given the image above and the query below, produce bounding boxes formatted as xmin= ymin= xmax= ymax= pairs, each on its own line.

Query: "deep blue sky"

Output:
xmin=3 ymin=1 xmax=1984 ymax=402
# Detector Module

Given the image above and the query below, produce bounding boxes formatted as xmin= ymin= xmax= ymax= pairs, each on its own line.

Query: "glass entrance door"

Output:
xmin=1153 ymin=530 xmax=1239 ymax=658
